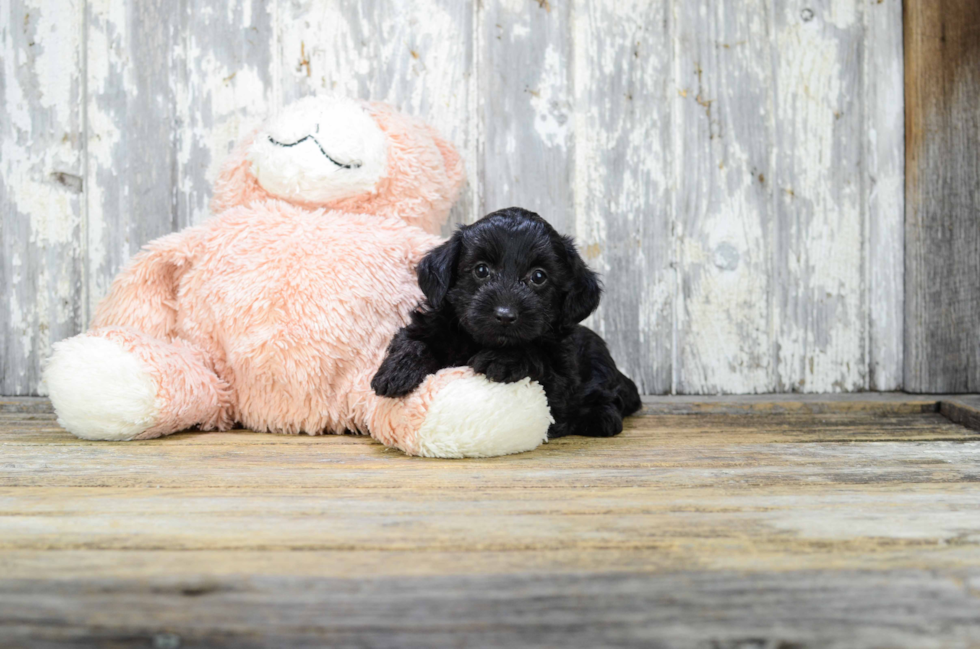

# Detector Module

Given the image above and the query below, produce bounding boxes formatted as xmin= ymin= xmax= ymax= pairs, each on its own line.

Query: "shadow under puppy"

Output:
xmin=372 ymin=207 xmax=641 ymax=438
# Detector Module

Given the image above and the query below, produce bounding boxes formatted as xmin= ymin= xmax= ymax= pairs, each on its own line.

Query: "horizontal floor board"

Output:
xmin=2 ymin=569 xmax=979 ymax=648
xmin=1 ymin=442 xmax=979 ymax=489
xmin=1 ymin=484 xmax=979 ymax=553
xmin=4 ymin=544 xmax=980 ymax=579
xmin=1 ymin=446 xmax=978 ymax=489
xmin=3 ymin=411 xmax=975 ymax=446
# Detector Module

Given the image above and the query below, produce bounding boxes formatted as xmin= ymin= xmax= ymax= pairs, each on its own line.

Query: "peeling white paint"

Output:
xmin=572 ymin=0 xmax=673 ymax=393
xmin=84 ymin=0 xmax=130 ymax=317
xmin=774 ymin=0 xmax=865 ymax=392
xmin=673 ymin=0 xmax=775 ymax=394
xmin=4 ymin=172 xmax=77 ymax=246
xmin=2 ymin=0 xmax=84 ymax=394
xmin=864 ymin=0 xmax=904 ymax=391
xmin=2 ymin=0 xmax=906 ymax=396
xmin=827 ymin=0 xmax=858 ymax=30
xmin=28 ymin=1 xmax=79 ymax=127
xmin=529 ymin=45 xmax=569 ymax=149
xmin=179 ymin=50 xmax=269 ymax=224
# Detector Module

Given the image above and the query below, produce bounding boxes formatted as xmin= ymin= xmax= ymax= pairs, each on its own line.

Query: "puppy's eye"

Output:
xmin=530 ymin=269 xmax=548 ymax=285
xmin=474 ymin=263 xmax=490 ymax=279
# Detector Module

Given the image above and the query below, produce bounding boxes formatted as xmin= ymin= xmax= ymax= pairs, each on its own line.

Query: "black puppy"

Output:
xmin=371 ymin=207 xmax=641 ymax=438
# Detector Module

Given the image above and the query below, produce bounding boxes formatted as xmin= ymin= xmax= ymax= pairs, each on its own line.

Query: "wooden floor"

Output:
xmin=2 ymin=395 xmax=979 ymax=648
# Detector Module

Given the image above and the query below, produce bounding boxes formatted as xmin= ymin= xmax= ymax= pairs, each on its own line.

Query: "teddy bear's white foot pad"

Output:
xmin=415 ymin=375 xmax=552 ymax=458
xmin=43 ymin=335 xmax=160 ymax=441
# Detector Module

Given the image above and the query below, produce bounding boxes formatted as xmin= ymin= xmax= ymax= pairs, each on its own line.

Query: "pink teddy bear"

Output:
xmin=43 ymin=96 xmax=552 ymax=458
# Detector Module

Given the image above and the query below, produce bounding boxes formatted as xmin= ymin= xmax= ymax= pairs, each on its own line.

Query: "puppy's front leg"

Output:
xmin=469 ymin=348 xmax=543 ymax=384
xmin=371 ymin=330 xmax=442 ymax=398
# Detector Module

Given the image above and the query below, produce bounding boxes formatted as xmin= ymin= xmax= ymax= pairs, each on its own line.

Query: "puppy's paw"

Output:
xmin=469 ymin=350 xmax=530 ymax=384
xmin=371 ymin=361 xmax=429 ymax=398
xmin=546 ymin=421 xmax=572 ymax=439
xmin=575 ymin=404 xmax=624 ymax=437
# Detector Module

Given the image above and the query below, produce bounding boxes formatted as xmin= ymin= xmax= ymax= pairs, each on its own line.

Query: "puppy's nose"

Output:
xmin=495 ymin=306 xmax=518 ymax=325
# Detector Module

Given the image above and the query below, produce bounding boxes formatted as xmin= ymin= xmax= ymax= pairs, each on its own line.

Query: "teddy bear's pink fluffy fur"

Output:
xmin=44 ymin=97 xmax=551 ymax=457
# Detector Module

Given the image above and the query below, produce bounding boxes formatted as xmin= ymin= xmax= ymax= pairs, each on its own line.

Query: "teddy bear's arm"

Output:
xmin=91 ymin=229 xmax=199 ymax=340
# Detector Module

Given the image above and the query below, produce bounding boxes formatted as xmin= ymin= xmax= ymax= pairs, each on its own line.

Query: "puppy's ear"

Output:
xmin=561 ymin=236 xmax=602 ymax=326
xmin=417 ymin=231 xmax=462 ymax=309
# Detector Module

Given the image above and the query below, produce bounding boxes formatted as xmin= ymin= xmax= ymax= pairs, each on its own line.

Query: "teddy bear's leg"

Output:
xmin=366 ymin=367 xmax=553 ymax=458
xmin=44 ymin=327 xmax=234 ymax=441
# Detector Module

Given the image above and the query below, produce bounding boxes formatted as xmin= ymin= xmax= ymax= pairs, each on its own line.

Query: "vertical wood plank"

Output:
xmin=572 ymin=0 xmax=673 ymax=394
xmin=175 ymin=0 xmax=276 ymax=228
xmin=771 ymin=0 xmax=866 ymax=392
xmin=84 ymin=0 xmax=181 ymax=317
xmin=480 ymin=0 xmax=573 ymax=234
xmin=904 ymin=0 xmax=980 ymax=393
xmin=865 ymin=0 xmax=904 ymax=391
xmin=1 ymin=0 xmax=85 ymax=395
xmin=674 ymin=0 xmax=776 ymax=394
xmin=277 ymin=0 xmax=476 ymax=231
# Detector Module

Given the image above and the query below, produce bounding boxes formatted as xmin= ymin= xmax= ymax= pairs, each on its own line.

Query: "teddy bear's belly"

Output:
xmin=179 ymin=218 xmax=428 ymax=433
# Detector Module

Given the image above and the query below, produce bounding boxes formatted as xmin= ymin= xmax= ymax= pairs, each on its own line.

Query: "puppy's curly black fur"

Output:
xmin=371 ymin=207 xmax=641 ymax=438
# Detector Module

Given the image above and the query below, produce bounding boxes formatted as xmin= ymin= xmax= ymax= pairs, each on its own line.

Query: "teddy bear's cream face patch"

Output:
xmin=249 ymin=96 xmax=388 ymax=205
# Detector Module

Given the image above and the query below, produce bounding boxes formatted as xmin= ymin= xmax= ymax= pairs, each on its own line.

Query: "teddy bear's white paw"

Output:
xmin=415 ymin=375 xmax=552 ymax=458
xmin=43 ymin=335 xmax=160 ymax=441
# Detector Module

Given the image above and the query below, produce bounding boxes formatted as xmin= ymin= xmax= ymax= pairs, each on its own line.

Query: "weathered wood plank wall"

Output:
xmin=904 ymin=0 xmax=980 ymax=393
xmin=1 ymin=0 xmax=85 ymax=395
xmin=2 ymin=0 xmax=906 ymax=396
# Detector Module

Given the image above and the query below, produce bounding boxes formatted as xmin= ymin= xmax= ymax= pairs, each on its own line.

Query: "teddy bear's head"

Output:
xmin=211 ymin=96 xmax=465 ymax=233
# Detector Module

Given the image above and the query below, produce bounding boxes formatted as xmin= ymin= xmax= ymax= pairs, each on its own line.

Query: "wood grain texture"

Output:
xmin=1 ymin=0 xmax=911 ymax=395
xmin=4 ymin=480 xmax=980 ymax=551
xmin=2 ymin=569 xmax=978 ymax=648
xmin=572 ymin=0 xmax=673 ymax=394
xmin=0 ymin=397 xmax=54 ymax=413
xmin=1 ymin=0 xmax=85 ymax=395
xmin=865 ymin=0 xmax=904 ymax=391
xmin=1 ymin=406 xmax=980 ymax=646
xmin=638 ymin=391 xmax=940 ymax=415
xmin=904 ymin=0 xmax=980 ymax=393
xmin=941 ymin=395 xmax=980 ymax=433
xmin=175 ymin=0 xmax=275 ymax=229
xmin=480 ymin=0 xmax=574 ymax=234
xmin=772 ymin=0 xmax=866 ymax=392
xmin=84 ymin=0 xmax=182 ymax=321
xmin=674 ymin=0 xmax=775 ymax=394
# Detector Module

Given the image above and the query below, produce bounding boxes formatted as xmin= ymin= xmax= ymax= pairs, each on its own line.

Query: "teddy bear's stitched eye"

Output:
xmin=530 ymin=269 xmax=548 ymax=285
xmin=474 ymin=264 xmax=490 ymax=279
